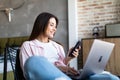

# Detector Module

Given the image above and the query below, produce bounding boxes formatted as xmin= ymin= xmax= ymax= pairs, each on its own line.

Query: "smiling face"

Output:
xmin=29 ymin=12 xmax=58 ymax=41
xmin=45 ymin=17 xmax=57 ymax=39
xmin=37 ymin=17 xmax=57 ymax=42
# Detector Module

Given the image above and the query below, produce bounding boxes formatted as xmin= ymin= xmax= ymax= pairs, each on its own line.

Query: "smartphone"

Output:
xmin=69 ymin=41 xmax=81 ymax=57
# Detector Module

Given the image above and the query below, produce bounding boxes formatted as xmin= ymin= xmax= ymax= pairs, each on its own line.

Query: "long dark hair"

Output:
xmin=29 ymin=12 xmax=58 ymax=40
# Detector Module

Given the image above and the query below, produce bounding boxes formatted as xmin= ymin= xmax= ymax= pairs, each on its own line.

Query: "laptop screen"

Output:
xmin=79 ymin=39 xmax=115 ymax=79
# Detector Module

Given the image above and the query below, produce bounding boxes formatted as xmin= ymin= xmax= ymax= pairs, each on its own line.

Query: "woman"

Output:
xmin=19 ymin=12 xmax=119 ymax=80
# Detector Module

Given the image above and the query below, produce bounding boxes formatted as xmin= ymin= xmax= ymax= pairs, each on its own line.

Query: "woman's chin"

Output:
xmin=48 ymin=36 xmax=54 ymax=39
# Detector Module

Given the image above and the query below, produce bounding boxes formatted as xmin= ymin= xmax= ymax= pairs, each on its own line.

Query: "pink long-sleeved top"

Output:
xmin=19 ymin=39 xmax=67 ymax=72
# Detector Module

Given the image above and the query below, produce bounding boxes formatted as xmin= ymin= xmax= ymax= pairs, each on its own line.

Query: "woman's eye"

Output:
xmin=50 ymin=24 xmax=53 ymax=26
xmin=51 ymin=24 xmax=56 ymax=28
xmin=49 ymin=23 xmax=56 ymax=28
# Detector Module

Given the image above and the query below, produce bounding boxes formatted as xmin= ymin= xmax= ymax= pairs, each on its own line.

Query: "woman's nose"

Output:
xmin=53 ymin=27 xmax=57 ymax=31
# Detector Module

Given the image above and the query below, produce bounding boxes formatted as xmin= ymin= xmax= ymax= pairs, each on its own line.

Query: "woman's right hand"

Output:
xmin=57 ymin=66 xmax=78 ymax=75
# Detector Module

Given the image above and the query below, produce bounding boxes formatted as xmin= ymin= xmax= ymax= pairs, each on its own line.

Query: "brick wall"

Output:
xmin=77 ymin=0 xmax=120 ymax=39
xmin=77 ymin=0 xmax=120 ymax=69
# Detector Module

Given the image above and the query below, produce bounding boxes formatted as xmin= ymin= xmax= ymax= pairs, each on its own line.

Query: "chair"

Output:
xmin=4 ymin=46 xmax=26 ymax=80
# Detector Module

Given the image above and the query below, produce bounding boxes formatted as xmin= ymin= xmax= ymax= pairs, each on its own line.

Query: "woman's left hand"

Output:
xmin=68 ymin=46 xmax=81 ymax=58
xmin=71 ymin=48 xmax=80 ymax=58
xmin=65 ymin=46 xmax=81 ymax=65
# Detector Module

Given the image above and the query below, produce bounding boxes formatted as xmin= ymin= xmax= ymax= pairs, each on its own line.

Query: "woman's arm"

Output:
xmin=19 ymin=41 xmax=33 ymax=72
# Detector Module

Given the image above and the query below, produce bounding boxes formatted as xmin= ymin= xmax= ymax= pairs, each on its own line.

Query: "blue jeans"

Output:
xmin=88 ymin=73 xmax=119 ymax=80
xmin=24 ymin=56 xmax=71 ymax=80
xmin=24 ymin=56 xmax=119 ymax=80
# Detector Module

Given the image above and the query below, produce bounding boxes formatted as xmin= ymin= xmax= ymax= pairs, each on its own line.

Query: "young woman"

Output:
xmin=19 ymin=12 xmax=119 ymax=80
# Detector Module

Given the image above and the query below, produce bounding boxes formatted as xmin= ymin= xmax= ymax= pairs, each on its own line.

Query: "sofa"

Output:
xmin=0 ymin=36 xmax=29 ymax=55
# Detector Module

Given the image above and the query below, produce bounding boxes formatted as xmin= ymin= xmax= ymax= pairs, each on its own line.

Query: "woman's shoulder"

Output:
xmin=50 ymin=40 xmax=63 ymax=48
xmin=21 ymin=40 xmax=35 ymax=47
xmin=21 ymin=41 xmax=30 ymax=47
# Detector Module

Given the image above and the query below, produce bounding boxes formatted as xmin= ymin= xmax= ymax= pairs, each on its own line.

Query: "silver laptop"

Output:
xmin=76 ymin=39 xmax=115 ymax=79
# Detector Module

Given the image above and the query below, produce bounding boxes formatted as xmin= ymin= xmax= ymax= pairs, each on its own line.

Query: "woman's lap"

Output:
xmin=24 ymin=56 xmax=119 ymax=80
xmin=24 ymin=56 xmax=71 ymax=80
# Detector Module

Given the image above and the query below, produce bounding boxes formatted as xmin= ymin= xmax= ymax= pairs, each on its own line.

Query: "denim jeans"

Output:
xmin=24 ymin=56 xmax=119 ymax=80
xmin=88 ymin=73 xmax=119 ymax=80
xmin=24 ymin=56 xmax=71 ymax=80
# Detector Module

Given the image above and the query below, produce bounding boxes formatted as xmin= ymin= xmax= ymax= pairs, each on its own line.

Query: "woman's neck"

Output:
xmin=37 ymin=36 xmax=49 ymax=43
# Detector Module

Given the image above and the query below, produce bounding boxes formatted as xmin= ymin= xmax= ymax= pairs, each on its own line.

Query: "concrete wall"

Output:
xmin=0 ymin=0 xmax=68 ymax=52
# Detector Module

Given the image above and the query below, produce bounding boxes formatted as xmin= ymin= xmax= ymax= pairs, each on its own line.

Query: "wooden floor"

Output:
xmin=0 ymin=71 xmax=14 ymax=80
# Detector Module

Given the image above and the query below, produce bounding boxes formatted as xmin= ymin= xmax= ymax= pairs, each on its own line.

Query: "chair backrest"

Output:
xmin=15 ymin=48 xmax=26 ymax=80
xmin=7 ymin=46 xmax=26 ymax=80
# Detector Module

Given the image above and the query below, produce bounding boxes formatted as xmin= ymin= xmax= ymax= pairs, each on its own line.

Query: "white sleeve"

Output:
xmin=19 ymin=41 xmax=32 ymax=72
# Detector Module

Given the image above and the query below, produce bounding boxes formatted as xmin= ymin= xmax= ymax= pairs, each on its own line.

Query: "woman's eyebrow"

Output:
xmin=50 ymin=22 xmax=56 ymax=25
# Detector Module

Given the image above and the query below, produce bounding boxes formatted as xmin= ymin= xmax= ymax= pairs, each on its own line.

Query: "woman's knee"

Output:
xmin=24 ymin=56 xmax=52 ymax=79
xmin=24 ymin=56 xmax=71 ymax=80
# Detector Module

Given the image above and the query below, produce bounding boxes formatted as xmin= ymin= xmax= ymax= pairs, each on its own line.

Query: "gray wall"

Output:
xmin=0 ymin=0 xmax=68 ymax=52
